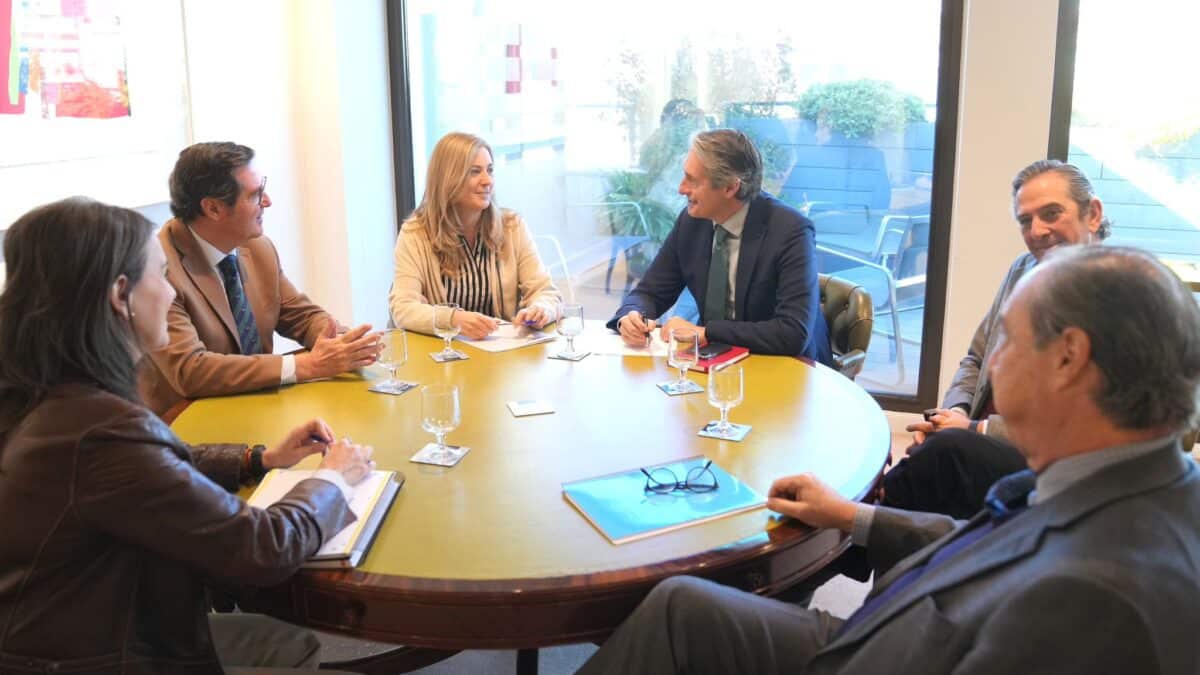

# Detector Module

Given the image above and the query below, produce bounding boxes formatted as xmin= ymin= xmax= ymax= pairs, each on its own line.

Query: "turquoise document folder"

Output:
xmin=562 ymin=455 xmax=766 ymax=544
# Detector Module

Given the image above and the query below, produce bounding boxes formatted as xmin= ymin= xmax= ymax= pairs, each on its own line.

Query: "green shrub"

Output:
xmin=796 ymin=79 xmax=925 ymax=139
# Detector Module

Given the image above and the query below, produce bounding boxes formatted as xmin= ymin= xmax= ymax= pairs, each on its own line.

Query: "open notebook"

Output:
xmin=248 ymin=469 xmax=403 ymax=568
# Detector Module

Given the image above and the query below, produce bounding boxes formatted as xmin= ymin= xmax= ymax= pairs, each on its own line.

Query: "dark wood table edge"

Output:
xmin=242 ymin=447 xmax=890 ymax=651
xmin=167 ymin=362 xmax=892 ymax=669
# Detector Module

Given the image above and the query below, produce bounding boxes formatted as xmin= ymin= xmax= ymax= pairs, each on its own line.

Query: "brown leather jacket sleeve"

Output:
xmin=187 ymin=443 xmax=246 ymax=492
xmin=75 ymin=412 xmax=355 ymax=587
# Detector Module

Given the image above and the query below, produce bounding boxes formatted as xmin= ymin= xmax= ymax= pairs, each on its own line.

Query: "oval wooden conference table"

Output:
xmin=170 ymin=327 xmax=890 ymax=672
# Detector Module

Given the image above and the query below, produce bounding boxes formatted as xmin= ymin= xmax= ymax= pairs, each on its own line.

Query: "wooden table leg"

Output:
xmin=516 ymin=648 xmax=539 ymax=675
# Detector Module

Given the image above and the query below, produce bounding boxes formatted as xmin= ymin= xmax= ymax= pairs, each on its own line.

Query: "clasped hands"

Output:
xmin=261 ymin=417 xmax=375 ymax=486
xmin=617 ymin=311 xmax=707 ymax=347
xmin=296 ymin=322 xmax=383 ymax=381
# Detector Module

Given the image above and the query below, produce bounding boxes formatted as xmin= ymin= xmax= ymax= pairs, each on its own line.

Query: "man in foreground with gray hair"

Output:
xmin=580 ymin=245 xmax=1200 ymax=675
xmin=608 ymin=128 xmax=831 ymax=362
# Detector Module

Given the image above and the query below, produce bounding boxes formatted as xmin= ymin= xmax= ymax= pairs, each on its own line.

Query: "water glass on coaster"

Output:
xmin=370 ymin=328 xmax=418 ymax=395
xmin=411 ymin=383 xmax=470 ymax=467
xmin=549 ymin=302 xmax=589 ymax=361
xmin=699 ymin=363 xmax=751 ymax=441
xmin=430 ymin=302 xmax=469 ymax=362
xmin=657 ymin=328 xmax=704 ymax=395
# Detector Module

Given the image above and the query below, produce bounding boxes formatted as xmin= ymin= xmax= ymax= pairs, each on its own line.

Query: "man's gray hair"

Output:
xmin=1012 ymin=159 xmax=1112 ymax=240
xmin=691 ymin=129 xmax=763 ymax=201
xmin=1026 ymin=246 xmax=1200 ymax=432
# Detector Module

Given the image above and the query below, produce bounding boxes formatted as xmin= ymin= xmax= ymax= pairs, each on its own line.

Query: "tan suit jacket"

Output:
xmin=138 ymin=219 xmax=332 ymax=416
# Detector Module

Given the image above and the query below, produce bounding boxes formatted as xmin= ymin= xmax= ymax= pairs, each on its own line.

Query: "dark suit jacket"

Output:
xmin=138 ymin=220 xmax=333 ymax=416
xmin=607 ymin=192 xmax=831 ymax=362
xmin=807 ymin=441 xmax=1200 ymax=674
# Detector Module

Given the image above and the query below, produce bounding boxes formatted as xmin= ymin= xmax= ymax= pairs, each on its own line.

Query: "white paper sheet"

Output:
xmin=573 ymin=319 xmax=668 ymax=357
xmin=456 ymin=323 xmax=558 ymax=353
xmin=248 ymin=470 xmax=394 ymax=558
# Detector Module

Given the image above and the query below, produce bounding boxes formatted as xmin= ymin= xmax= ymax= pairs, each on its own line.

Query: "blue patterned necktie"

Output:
xmin=217 ymin=255 xmax=263 ymax=355
xmin=836 ymin=470 xmax=1037 ymax=637
xmin=703 ymin=225 xmax=731 ymax=322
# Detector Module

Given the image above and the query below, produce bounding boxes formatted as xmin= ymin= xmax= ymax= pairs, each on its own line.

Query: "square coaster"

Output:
xmin=506 ymin=399 xmax=555 ymax=417
xmin=656 ymin=379 xmax=705 ymax=396
xmin=548 ymin=350 xmax=590 ymax=362
xmin=368 ymin=380 xmax=418 ymax=396
xmin=429 ymin=350 xmax=469 ymax=363
xmin=697 ymin=422 xmax=752 ymax=442
xmin=410 ymin=442 xmax=470 ymax=467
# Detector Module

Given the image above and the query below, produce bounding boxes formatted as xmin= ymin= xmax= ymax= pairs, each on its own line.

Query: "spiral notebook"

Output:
xmin=562 ymin=456 xmax=765 ymax=545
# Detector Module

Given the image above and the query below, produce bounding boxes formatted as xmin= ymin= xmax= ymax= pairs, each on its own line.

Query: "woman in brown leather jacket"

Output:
xmin=0 ymin=198 xmax=373 ymax=674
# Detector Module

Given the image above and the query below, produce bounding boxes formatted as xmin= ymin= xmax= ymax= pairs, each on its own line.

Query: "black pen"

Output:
xmin=644 ymin=319 xmax=657 ymax=346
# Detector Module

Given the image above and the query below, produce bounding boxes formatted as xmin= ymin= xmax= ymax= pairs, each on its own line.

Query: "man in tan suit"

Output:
xmin=139 ymin=142 xmax=380 ymax=416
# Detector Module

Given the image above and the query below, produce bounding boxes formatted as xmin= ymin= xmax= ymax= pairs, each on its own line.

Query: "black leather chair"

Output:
xmin=819 ymin=273 xmax=873 ymax=379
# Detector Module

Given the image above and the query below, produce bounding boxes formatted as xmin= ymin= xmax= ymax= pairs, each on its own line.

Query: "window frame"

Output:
xmin=384 ymin=0 xmax=966 ymax=413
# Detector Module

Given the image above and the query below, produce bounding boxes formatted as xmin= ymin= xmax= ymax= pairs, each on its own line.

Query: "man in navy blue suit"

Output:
xmin=607 ymin=129 xmax=830 ymax=362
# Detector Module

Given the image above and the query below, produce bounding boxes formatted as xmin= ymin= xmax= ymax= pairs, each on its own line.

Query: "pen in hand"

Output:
xmin=309 ymin=433 xmax=332 ymax=455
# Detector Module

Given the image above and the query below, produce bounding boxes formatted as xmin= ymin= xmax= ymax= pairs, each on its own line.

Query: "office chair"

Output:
xmin=819 ymin=273 xmax=873 ymax=380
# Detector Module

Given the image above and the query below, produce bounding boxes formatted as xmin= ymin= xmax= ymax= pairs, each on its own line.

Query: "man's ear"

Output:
xmin=109 ymin=275 xmax=131 ymax=319
xmin=1085 ymin=197 xmax=1105 ymax=236
xmin=199 ymin=196 xmax=225 ymax=221
xmin=1052 ymin=326 xmax=1094 ymax=389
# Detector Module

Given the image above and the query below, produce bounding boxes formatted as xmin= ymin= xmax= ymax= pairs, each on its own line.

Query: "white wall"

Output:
xmin=938 ymin=0 xmax=1060 ymax=402
xmin=181 ymin=0 xmax=396 ymax=329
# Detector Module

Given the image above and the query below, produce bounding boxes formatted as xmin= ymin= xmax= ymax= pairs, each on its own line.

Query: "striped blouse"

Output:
xmin=443 ymin=235 xmax=495 ymax=316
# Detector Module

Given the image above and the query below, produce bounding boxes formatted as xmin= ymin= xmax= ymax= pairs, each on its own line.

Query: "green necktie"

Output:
xmin=704 ymin=225 xmax=730 ymax=323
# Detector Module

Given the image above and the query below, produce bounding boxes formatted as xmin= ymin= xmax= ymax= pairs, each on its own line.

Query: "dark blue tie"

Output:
xmin=217 ymin=255 xmax=263 ymax=355
xmin=836 ymin=470 xmax=1037 ymax=636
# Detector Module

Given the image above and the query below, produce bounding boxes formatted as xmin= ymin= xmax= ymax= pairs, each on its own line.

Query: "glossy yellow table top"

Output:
xmin=172 ymin=331 xmax=889 ymax=583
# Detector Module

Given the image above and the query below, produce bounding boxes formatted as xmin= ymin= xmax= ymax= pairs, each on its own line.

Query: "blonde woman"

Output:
xmin=390 ymin=132 xmax=561 ymax=339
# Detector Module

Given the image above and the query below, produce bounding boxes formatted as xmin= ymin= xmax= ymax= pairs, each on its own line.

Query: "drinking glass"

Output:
xmin=667 ymin=329 xmax=699 ymax=394
xmin=433 ymin=302 xmax=462 ymax=359
xmin=707 ymin=363 xmax=745 ymax=436
xmin=420 ymin=383 xmax=463 ymax=463
xmin=378 ymin=328 xmax=408 ymax=387
xmin=556 ymin=303 xmax=585 ymax=358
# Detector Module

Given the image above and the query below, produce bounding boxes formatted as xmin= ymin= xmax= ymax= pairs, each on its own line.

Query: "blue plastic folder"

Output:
xmin=562 ymin=456 xmax=766 ymax=544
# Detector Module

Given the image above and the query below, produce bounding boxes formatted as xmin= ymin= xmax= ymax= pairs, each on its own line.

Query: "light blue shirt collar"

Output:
xmin=1030 ymin=435 xmax=1175 ymax=505
xmin=716 ymin=201 xmax=749 ymax=238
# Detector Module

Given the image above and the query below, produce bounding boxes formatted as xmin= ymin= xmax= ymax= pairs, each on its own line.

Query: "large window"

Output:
xmin=1053 ymin=0 xmax=1200 ymax=284
xmin=394 ymin=0 xmax=958 ymax=402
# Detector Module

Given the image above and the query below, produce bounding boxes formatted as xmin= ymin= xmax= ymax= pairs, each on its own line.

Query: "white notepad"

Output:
xmin=247 ymin=469 xmax=402 ymax=568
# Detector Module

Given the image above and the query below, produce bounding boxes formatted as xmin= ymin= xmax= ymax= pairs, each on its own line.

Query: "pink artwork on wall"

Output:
xmin=2 ymin=0 xmax=130 ymax=119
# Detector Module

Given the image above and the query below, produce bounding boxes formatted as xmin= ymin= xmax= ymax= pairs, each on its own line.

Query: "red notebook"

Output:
xmin=689 ymin=346 xmax=750 ymax=373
